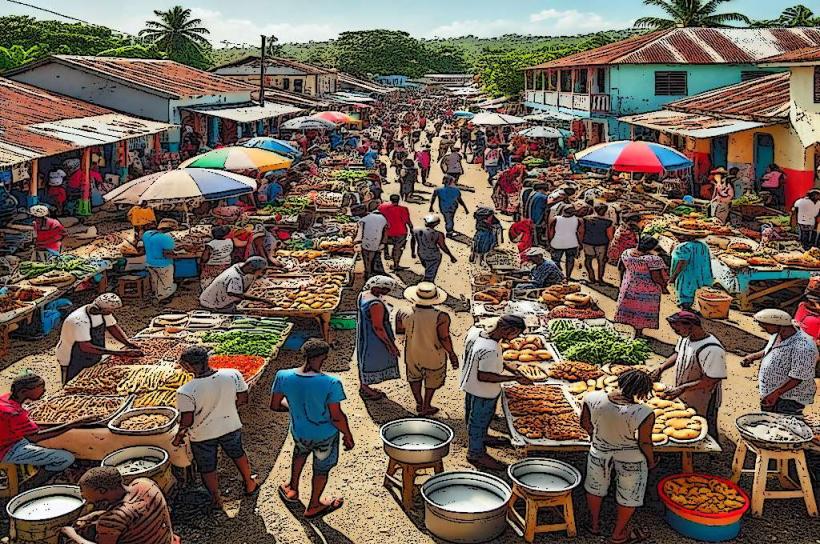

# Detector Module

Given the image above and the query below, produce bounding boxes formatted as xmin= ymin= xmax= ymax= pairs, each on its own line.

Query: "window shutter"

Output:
xmin=814 ymin=67 xmax=820 ymax=104
xmin=655 ymin=71 xmax=688 ymax=96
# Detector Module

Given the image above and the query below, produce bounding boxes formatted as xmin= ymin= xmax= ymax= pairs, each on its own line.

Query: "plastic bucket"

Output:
xmin=696 ymin=289 xmax=732 ymax=319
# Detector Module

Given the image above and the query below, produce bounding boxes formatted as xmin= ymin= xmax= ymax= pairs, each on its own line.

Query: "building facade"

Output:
xmin=212 ymin=56 xmax=338 ymax=97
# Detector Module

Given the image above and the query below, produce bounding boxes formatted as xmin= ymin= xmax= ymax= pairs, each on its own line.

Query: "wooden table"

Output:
xmin=520 ymin=436 xmax=722 ymax=473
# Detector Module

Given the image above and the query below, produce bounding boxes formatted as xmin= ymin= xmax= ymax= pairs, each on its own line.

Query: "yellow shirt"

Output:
xmin=128 ymin=206 xmax=156 ymax=227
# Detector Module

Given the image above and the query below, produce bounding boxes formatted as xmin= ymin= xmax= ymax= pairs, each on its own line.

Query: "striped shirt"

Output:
xmin=759 ymin=330 xmax=818 ymax=406
xmin=96 ymin=478 xmax=175 ymax=544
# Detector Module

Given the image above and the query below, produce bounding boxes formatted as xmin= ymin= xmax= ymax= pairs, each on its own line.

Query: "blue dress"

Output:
xmin=671 ymin=240 xmax=713 ymax=306
xmin=356 ymin=292 xmax=400 ymax=385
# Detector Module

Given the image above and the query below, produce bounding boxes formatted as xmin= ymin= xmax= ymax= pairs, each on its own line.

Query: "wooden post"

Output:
xmin=29 ymin=160 xmax=38 ymax=198
xmin=259 ymin=35 xmax=266 ymax=106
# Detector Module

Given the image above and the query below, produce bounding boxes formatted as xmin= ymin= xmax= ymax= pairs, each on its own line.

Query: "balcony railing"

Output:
xmin=523 ymin=90 xmax=610 ymax=114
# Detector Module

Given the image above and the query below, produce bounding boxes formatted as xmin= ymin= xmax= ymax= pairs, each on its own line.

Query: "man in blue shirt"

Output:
xmin=526 ymin=183 xmax=550 ymax=245
xmin=142 ymin=218 xmax=178 ymax=302
xmin=362 ymin=144 xmax=380 ymax=169
xmin=515 ymin=247 xmax=564 ymax=290
xmin=429 ymin=175 xmax=469 ymax=237
xmin=271 ymin=339 xmax=353 ymax=518
xmin=261 ymin=173 xmax=283 ymax=204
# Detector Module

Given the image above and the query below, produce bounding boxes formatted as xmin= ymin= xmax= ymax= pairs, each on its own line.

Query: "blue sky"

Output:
xmin=0 ymin=1 xmax=804 ymax=45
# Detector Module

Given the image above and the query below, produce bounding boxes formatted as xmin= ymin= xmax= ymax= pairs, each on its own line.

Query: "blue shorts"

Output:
xmin=292 ymin=433 xmax=340 ymax=475
xmin=190 ymin=429 xmax=245 ymax=473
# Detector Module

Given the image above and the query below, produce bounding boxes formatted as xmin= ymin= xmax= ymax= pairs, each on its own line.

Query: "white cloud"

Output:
xmin=121 ymin=8 xmax=338 ymax=45
xmin=427 ymin=9 xmax=632 ymax=39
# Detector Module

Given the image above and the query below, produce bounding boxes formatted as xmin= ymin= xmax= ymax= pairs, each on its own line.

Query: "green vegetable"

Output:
xmin=331 ymin=170 xmax=369 ymax=183
xmin=550 ymin=326 xmax=651 ymax=366
xmin=731 ymin=193 xmax=762 ymax=207
xmin=202 ymin=329 xmax=285 ymax=356
xmin=19 ymin=256 xmax=97 ymax=279
xmin=672 ymin=205 xmax=695 ymax=216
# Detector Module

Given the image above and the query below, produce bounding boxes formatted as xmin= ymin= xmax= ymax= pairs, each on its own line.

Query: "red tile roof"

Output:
xmin=529 ymin=27 xmax=820 ymax=69
xmin=0 ymin=77 xmax=110 ymax=158
xmin=762 ymin=45 xmax=820 ymax=64
xmin=665 ymin=72 xmax=790 ymax=122
xmin=8 ymin=55 xmax=254 ymax=99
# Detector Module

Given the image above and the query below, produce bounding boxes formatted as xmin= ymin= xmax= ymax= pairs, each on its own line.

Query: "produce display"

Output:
xmin=500 ymin=335 xmax=553 ymax=363
xmin=288 ymin=256 xmax=354 ymax=275
xmin=0 ymin=295 xmax=27 ymax=314
xmin=134 ymin=390 xmax=177 ymax=408
xmin=106 ymin=338 xmax=195 ymax=366
xmin=228 ymin=317 xmax=290 ymax=331
xmin=774 ymin=248 xmax=820 ymax=269
xmin=505 ymin=384 xmax=588 ymax=441
xmin=546 ymin=360 xmax=605 ymax=382
xmin=65 ymin=365 xmax=190 ymax=396
xmin=662 ymin=475 xmax=746 ymax=514
xmin=314 ymin=191 xmax=344 ymax=209
xmin=246 ymin=273 xmax=344 ymax=312
xmin=27 ymin=394 xmax=124 ymax=425
xmin=548 ymin=306 xmax=606 ymax=320
xmin=201 ymin=327 xmax=288 ymax=357
xmin=522 ymin=156 xmax=547 ymax=168
xmin=515 ymin=364 xmax=549 ymax=381
xmin=117 ymin=413 xmax=171 ymax=431
xmin=275 ymin=249 xmax=326 ymax=261
xmin=18 ymin=256 xmax=99 ymax=280
xmin=548 ymin=323 xmax=651 ymax=366
xmin=331 ymin=169 xmax=369 ymax=183
xmin=473 ymin=286 xmax=511 ymax=305
xmin=731 ymin=193 xmax=762 ymax=207
xmin=208 ymin=354 xmax=267 ymax=381
xmin=647 ymin=396 xmax=706 ymax=443
xmin=316 ymin=236 xmax=354 ymax=252
xmin=538 ymin=283 xmax=581 ymax=306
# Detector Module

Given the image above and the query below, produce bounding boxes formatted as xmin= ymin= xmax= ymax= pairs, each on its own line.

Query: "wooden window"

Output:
xmin=560 ymin=70 xmax=572 ymax=92
xmin=654 ymin=71 xmax=687 ymax=96
xmin=294 ymin=79 xmax=304 ymax=93
xmin=283 ymin=78 xmax=290 ymax=90
xmin=550 ymin=71 xmax=558 ymax=91
xmin=596 ymin=67 xmax=606 ymax=93
xmin=814 ymin=67 xmax=820 ymax=103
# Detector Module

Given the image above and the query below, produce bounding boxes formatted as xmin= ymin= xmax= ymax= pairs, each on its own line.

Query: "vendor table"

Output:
xmin=39 ymin=423 xmax=192 ymax=468
xmin=0 ymin=305 xmax=36 ymax=357
xmin=519 ymin=436 xmax=721 ymax=473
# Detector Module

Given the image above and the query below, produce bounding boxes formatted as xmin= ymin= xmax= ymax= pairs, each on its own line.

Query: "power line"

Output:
xmin=4 ymin=0 xmax=139 ymax=38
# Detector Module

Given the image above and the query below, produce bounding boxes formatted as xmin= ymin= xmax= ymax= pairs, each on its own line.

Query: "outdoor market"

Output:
xmin=0 ymin=14 xmax=818 ymax=544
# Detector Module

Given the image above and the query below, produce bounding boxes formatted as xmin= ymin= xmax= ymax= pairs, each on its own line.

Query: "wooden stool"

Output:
xmin=730 ymin=439 xmax=818 ymax=518
xmin=0 ymin=463 xmax=37 ymax=498
xmin=383 ymin=458 xmax=444 ymax=511
xmin=507 ymin=484 xmax=577 ymax=542
xmin=116 ymin=274 xmax=150 ymax=300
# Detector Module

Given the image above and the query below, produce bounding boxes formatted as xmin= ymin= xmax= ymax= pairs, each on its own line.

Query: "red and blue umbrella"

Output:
xmin=574 ymin=140 xmax=692 ymax=174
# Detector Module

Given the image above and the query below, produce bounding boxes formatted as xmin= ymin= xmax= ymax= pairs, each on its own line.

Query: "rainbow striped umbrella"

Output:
xmin=241 ymin=137 xmax=302 ymax=159
xmin=313 ymin=111 xmax=354 ymax=124
xmin=179 ymin=146 xmax=292 ymax=173
xmin=574 ymin=140 xmax=692 ymax=174
xmin=103 ymin=169 xmax=256 ymax=205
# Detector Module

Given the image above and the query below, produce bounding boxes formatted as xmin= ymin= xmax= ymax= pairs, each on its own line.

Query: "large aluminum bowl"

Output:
xmin=508 ymin=458 xmax=581 ymax=497
xmin=7 ymin=485 xmax=86 ymax=542
xmin=420 ymin=471 xmax=511 ymax=543
xmin=736 ymin=413 xmax=813 ymax=451
xmin=380 ymin=418 xmax=453 ymax=465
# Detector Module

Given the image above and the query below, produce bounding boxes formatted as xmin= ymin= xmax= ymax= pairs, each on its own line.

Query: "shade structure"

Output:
xmin=179 ymin=146 xmax=292 ymax=173
xmin=103 ymin=169 xmax=256 ymax=206
xmin=312 ymin=111 xmax=354 ymax=124
xmin=517 ymin=126 xmax=570 ymax=139
xmin=453 ymin=110 xmax=475 ymax=119
xmin=574 ymin=140 xmax=693 ymax=174
xmin=281 ymin=116 xmax=336 ymax=131
xmin=241 ymin=137 xmax=302 ymax=159
xmin=470 ymin=112 xmax=527 ymax=126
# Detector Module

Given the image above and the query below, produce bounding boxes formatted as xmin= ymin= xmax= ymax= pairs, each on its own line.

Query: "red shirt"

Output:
xmin=794 ymin=302 xmax=820 ymax=340
xmin=0 ymin=393 xmax=38 ymax=458
xmin=377 ymin=203 xmax=411 ymax=237
xmin=509 ymin=219 xmax=535 ymax=256
xmin=34 ymin=217 xmax=65 ymax=251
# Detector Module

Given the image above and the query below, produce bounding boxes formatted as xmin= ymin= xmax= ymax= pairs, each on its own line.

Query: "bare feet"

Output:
xmin=304 ymin=497 xmax=344 ymax=518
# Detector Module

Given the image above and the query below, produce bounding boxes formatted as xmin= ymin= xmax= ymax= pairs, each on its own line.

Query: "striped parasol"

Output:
xmin=103 ymin=169 xmax=256 ymax=205
xmin=574 ymin=140 xmax=693 ymax=174
xmin=179 ymin=146 xmax=292 ymax=173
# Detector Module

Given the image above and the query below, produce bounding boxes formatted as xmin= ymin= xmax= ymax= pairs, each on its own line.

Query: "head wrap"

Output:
xmin=423 ymin=214 xmax=440 ymax=226
xmin=157 ymin=218 xmax=179 ymax=230
xmin=523 ymin=247 xmax=548 ymax=257
xmin=754 ymin=309 xmax=794 ymax=327
xmin=364 ymin=275 xmax=397 ymax=292
xmin=29 ymin=205 xmax=49 ymax=217
xmin=93 ymin=293 xmax=123 ymax=311
xmin=667 ymin=310 xmax=701 ymax=325
xmin=243 ymin=256 xmax=268 ymax=271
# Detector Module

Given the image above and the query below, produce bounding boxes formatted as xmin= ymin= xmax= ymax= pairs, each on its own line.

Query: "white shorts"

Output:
xmin=584 ymin=450 xmax=648 ymax=508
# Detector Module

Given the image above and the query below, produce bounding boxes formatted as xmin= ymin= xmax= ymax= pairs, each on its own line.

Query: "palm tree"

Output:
xmin=634 ymin=0 xmax=751 ymax=29
xmin=139 ymin=6 xmax=211 ymax=59
xmin=753 ymin=5 xmax=819 ymax=27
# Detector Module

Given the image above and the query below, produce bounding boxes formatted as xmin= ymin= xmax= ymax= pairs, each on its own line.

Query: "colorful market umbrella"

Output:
xmin=241 ymin=137 xmax=302 ymax=160
xmin=103 ymin=169 xmax=256 ymax=205
xmin=281 ymin=116 xmax=337 ymax=131
xmin=517 ymin=126 xmax=571 ymax=139
xmin=574 ymin=140 xmax=693 ymax=174
xmin=179 ymin=146 xmax=292 ymax=173
xmin=470 ymin=112 xmax=527 ymax=126
xmin=312 ymin=111 xmax=354 ymax=124
xmin=453 ymin=110 xmax=475 ymax=119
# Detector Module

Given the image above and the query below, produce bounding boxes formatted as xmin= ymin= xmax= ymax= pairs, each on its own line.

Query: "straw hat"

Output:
xmin=753 ymin=309 xmax=794 ymax=327
xmin=29 ymin=205 xmax=49 ymax=217
xmin=157 ymin=218 xmax=179 ymax=230
xmin=404 ymin=282 xmax=448 ymax=305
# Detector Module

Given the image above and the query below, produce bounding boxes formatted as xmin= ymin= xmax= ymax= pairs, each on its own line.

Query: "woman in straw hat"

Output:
xmin=669 ymin=230 xmax=713 ymax=310
xmin=396 ymin=283 xmax=458 ymax=416
xmin=356 ymin=276 xmax=401 ymax=400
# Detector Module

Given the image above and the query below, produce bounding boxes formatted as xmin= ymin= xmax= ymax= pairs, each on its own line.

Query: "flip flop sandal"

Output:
xmin=245 ymin=477 xmax=260 ymax=497
xmin=610 ymin=527 xmax=648 ymax=544
xmin=278 ymin=485 xmax=300 ymax=504
xmin=305 ymin=497 xmax=344 ymax=519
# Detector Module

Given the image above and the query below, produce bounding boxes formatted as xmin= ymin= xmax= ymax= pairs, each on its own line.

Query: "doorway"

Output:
xmin=711 ymin=136 xmax=728 ymax=168
xmin=754 ymin=133 xmax=774 ymax=181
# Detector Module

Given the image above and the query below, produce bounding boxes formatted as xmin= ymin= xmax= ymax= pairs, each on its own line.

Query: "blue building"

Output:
xmin=522 ymin=27 xmax=820 ymax=144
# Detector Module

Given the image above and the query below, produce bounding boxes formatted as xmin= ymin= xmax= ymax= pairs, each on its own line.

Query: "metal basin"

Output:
xmin=508 ymin=459 xmax=581 ymax=497
xmin=421 ymin=471 xmax=511 ymax=543
xmin=736 ymin=412 xmax=813 ymax=451
xmin=7 ymin=485 xmax=86 ymax=543
xmin=380 ymin=418 xmax=453 ymax=465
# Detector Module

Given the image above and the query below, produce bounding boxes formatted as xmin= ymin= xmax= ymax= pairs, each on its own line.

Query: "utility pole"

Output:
xmin=259 ymin=35 xmax=266 ymax=107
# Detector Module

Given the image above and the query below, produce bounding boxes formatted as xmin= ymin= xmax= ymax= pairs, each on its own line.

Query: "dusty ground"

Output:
xmin=1 ymin=144 xmax=818 ymax=544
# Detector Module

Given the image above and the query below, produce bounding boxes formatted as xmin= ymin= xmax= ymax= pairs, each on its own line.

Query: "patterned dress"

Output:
xmin=356 ymin=291 xmax=400 ymax=385
xmin=615 ymin=249 xmax=666 ymax=330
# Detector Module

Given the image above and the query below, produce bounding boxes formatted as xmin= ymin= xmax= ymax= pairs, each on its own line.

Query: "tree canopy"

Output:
xmin=139 ymin=6 xmax=212 ymax=69
xmin=634 ymin=0 xmax=751 ymax=29
xmin=753 ymin=5 xmax=820 ymax=27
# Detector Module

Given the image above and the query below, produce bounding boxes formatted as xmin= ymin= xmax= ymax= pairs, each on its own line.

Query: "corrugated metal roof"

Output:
xmin=338 ymin=72 xmax=396 ymax=94
xmin=213 ymin=55 xmax=335 ymax=75
xmin=529 ymin=27 xmax=820 ymax=69
xmin=619 ymin=109 xmax=773 ymax=138
xmin=261 ymin=88 xmax=329 ymax=109
xmin=10 ymin=55 xmax=254 ymax=99
xmin=184 ymin=102 xmax=303 ymax=122
xmin=0 ymin=77 xmax=172 ymax=167
xmin=666 ymin=72 xmax=790 ymax=122
xmin=762 ymin=45 xmax=820 ymax=65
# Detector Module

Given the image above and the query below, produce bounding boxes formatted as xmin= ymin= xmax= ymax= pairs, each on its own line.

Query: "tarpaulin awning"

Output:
xmin=618 ymin=110 xmax=774 ymax=139
xmin=184 ymin=102 xmax=302 ymax=123
xmin=26 ymin=114 xmax=173 ymax=148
